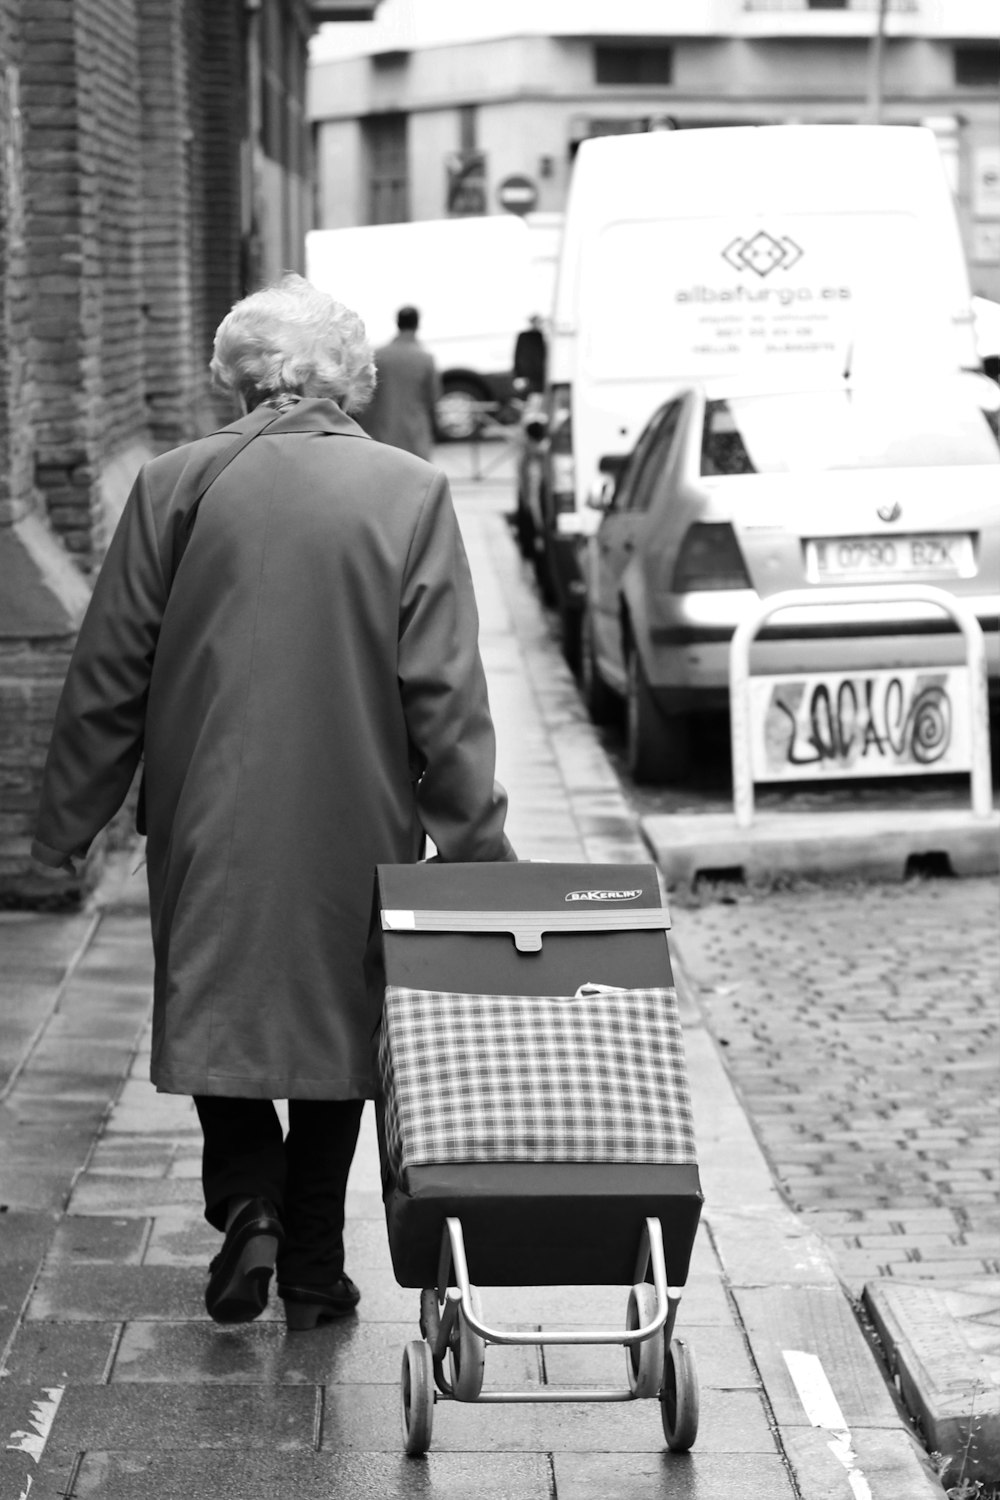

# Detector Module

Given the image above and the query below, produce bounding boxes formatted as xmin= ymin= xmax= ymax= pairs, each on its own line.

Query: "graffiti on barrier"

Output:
xmin=751 ymin=668 xmax=971 ymax=781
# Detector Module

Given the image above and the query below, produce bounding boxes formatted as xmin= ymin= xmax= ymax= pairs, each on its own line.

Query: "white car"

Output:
xmin=581 ymin=377 xmax=1000 ymax=783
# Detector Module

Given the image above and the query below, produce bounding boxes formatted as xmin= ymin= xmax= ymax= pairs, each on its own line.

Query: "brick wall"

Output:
xmin=23 ymin=0 xmax=109 ymax=564
xmin=0 ymin=3 xmax=33 ymax=526
xmin=139 ymin=0 xmax=200 ymax=447
xmin=0 ymin=0 xmax=318 ymax=901
xmin=80 ymin=0 xmax=146 ymax=469
xmin=196 ymin=0 xmax=249 ymax=409
xmin=1 ymin=0 xmax=172 ymax=896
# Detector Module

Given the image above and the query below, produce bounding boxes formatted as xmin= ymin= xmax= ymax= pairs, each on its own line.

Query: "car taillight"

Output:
xmin=672 ymin=522 xmax=751 ymax=591
xmin=548 ymin=383 xmax=575 ymax=509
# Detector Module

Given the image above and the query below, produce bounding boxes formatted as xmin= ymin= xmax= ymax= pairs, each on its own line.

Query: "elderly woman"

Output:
xmin=32 ymin=273 xmax=515 ymax=1329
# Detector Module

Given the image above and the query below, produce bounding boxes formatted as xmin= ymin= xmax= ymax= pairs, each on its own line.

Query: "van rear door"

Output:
xmin=564 ymin=126 xmax=978 ymax=521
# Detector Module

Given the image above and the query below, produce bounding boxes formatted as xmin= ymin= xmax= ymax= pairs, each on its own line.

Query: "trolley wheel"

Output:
xmin=401 ymin=1340 xmax=435 ymax=1456
xmin=660 ymin=1337 xmax=699 ymax=1452
xmin=419 ymin=1288 xmax=441 ymax=1345
xmin=449 ymin=1285 xmax=486 ymax=1402
xmin=625 ymin=1283 xmax=664 ymax=1399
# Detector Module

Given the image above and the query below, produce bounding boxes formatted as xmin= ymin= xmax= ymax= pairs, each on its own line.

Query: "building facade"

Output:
xmin=0 ymin=0 xmax=376 ymax=899
xmin=309 ymin=0 xmax=1000 ymax=300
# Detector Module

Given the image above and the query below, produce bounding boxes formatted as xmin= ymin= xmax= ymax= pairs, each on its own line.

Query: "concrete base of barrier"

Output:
xmin=641 ymin=807 xmax=1000 ymax=887
xmin=864 ymin=1278 xmax=1000 ymax=1489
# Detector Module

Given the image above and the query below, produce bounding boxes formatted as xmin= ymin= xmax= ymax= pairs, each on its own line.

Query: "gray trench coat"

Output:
xmin=33 ymin=399 xmax=514 ymax=1099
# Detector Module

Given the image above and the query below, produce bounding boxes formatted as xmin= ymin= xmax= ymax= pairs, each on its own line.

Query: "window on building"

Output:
xmin=363 ymin=113 xmax=409 ymax=224
xmin=954 ymin=45 xmax=1000 ymax=88
xmin=594 ymin=45 xmax=673 ymax=87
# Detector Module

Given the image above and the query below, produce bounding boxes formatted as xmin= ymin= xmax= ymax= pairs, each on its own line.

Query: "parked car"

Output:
xmin=580 ymin=377 xmax=1000 ymax=784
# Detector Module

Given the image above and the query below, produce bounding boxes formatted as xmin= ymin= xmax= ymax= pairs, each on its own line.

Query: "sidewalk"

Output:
xmin=0 ymin=462 xmax=947 ymax=1499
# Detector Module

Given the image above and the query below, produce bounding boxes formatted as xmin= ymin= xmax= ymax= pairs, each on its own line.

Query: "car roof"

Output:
xmin=676 ymin=371 xmax=996 ymax=407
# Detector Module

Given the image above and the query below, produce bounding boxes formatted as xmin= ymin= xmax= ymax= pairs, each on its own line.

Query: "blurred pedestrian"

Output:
xmin=362 ymin=304 xmax=440 ymax=459
xmin=31 ymin=272 xmax=515 ymax=1331
xmin=513 ymin=313 xmax=547 ymax=398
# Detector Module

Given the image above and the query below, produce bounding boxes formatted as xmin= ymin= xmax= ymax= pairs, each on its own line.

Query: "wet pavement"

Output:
xmin=0 ymin=437 xmax=993 ymax=1497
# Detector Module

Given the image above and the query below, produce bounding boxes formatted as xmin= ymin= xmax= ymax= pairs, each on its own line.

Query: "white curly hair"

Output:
xmin=210 ymin=273 xmax=376 ymax=413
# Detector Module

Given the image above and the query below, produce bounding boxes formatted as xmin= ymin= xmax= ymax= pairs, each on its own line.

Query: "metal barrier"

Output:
xmin=728 ymin=585 xmax=993 ymax=829
xmin=465 ymin=403 xmax=520 ymax=482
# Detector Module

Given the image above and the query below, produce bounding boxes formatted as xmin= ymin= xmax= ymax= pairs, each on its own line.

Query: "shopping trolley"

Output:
xmin=367 ymin=861 xmax=703 ymax=1456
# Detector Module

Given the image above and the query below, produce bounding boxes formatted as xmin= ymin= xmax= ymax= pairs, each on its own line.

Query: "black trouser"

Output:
xmin=193 ymin=1096 xmax=365 ymax=1287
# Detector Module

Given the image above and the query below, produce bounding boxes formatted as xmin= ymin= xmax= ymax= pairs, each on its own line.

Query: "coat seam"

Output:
xmin=203 ymin=456 xmax=282 ymax=1071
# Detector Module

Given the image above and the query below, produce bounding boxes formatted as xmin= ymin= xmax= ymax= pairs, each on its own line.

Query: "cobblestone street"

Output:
xmin=671 ymin=877 xmax=1000 ymax=1296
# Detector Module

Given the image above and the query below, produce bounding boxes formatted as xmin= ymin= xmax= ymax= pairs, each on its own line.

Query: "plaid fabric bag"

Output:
xmin=378 ymin=985 xmax=697 ymax=1177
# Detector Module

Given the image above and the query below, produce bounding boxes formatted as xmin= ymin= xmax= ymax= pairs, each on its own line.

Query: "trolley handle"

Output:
xmin=380 ymin=906 xmax=671 ymax=953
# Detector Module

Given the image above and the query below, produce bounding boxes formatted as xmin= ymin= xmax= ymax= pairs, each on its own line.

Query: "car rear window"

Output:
xmin=701 ymin=392 xmax=1000 ymax=475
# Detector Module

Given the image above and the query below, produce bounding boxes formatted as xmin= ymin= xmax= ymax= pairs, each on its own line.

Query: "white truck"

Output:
xmin=306 ymin=213 xmax=561 ymax=440
xmin=526 ymin=124 xmax=985 ymax=667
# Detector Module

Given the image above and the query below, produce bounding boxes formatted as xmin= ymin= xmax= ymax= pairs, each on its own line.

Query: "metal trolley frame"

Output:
xmin=399 ymin=1215 xmax=699 ymax=1454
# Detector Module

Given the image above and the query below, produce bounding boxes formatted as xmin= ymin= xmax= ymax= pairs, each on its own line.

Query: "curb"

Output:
xmin=642 ymin=809 xmax=1000 ymax=887
xmin=864 ymin=1278 xmax=1000 ymax=1488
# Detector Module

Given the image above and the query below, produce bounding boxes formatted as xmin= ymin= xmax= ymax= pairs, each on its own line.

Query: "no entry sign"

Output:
xmin=497 ymin=174 xmax=539 ymax=215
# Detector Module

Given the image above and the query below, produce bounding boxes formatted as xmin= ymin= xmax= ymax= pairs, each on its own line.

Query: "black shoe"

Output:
xmin=205 ymin=1198 xmax=284 ymax=1324
xmin=279 ymin=1274 xmax=361 ymax=1331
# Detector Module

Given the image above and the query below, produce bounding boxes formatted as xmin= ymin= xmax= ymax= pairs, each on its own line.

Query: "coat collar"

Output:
xmin=213 ymin=397 xmax=370 ymax=442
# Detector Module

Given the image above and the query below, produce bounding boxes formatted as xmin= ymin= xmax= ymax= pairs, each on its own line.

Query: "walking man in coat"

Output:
xmin=32 ymin=273 xmax=515 ymax=1330
xmin=512 ymin=314 xmax=547 ymax=397
xmin=361 ymin=304 xmax=440 ymax=459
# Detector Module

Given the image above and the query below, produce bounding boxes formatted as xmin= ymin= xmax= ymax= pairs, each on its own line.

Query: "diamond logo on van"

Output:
xmin=722 ymin=231 xmax=804 ymax=277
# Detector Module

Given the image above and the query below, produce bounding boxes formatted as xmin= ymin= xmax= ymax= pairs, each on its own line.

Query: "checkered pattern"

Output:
xmin=378 ymin=986 xmax=697 ymax=1178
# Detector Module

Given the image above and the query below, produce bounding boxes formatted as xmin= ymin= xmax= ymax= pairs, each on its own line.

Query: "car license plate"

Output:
xmin=805 ymin=534 xmax=974 ymax=582
xmin=748 ymin=667 xmax=972 ymax=782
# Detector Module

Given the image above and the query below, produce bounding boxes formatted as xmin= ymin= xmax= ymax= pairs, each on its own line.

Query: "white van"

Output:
xmin=533 ymin=125 xmax=982 ymax=664
xmin=306 ymin=214 xmax=561 ymax=439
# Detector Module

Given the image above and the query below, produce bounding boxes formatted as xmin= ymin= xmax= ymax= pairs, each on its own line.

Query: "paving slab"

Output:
xmin=543 ymin=1324 xmax=758 ymax=1392
xmin=0 ymin=1210 xmax=58 ymax=1353
xmin=20 ymin=1381 xmax=320 ymax=1452
xmin=0 ymin=1321 xmax=120 ymax=1383
xmin=485 ymin=1275 xmax=736 ymax=1332
xmin=318 ymin=1383 xmax=779 ymax=1454
xmin=109 ymin=1318 xmax=540 ymax=1388
xmin=0 ymin=1449 xmax=79 ymax=1500
xmin=731 ymin=1285 xmax=901 ymax=1430
xmin=67 ymin=1176 xmax=203 ymax=1215
xmin=551 ymin=1451 xmax=797 ymax=1500
xmin=25 ymin=1263 xmax=205 ymax=1322
xmin=780 ymin=1426 xmax=944 ymax=1500
xmin=0 ymin=911 xmax=95 ymax=983
xmin=67 ymin=1450 xmax=555 ymax=1500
